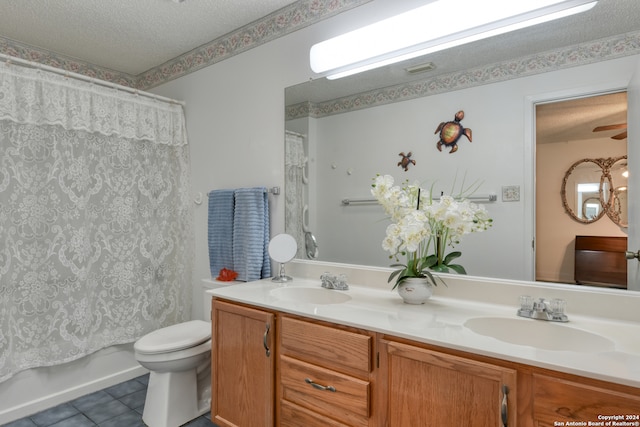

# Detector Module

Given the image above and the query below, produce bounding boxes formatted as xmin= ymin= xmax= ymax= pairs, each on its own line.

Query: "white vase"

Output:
xmin=397 ymin=277 xmax=433 ymax=304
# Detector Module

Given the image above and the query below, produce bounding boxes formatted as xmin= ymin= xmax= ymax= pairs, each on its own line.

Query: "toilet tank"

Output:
xmin=201 ymin=279 xmax=235 ymax=322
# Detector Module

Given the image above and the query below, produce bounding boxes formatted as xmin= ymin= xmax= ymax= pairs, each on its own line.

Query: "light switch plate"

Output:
xmin=502 ymin=186 xmax=520 ymax=202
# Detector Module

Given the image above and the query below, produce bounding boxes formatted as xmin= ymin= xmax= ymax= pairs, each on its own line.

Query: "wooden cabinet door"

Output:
xmin=212 ymin=299 xmax=275 ymax=427
xmin=533 ymin=374 xmax=640 ymax=426
xmin=380 ymin=339 xmax=517 ymax=427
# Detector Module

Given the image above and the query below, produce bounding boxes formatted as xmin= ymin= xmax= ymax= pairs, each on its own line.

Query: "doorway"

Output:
xmin=535 ymin=92 xmax=628 ymax=288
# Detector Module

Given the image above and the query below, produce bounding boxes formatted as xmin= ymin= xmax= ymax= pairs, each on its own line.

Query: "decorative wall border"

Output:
xmin=0 ymin=0 xmax=369 ymax=90
xmin=136 ymin=0 xmax=370 ymax=89
xmin=0 ymin=37 xmax=138 ymax=87
xmin=286 ymin=31 xmax=640 ymax=120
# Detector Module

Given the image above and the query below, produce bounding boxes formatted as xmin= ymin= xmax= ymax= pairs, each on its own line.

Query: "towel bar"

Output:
xmin=341 ymin=194 xmax=497 ymax=206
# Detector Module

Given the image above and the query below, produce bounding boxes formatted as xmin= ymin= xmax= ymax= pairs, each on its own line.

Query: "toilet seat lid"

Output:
xmin=135 ymin=320 xmax=211 ymax=354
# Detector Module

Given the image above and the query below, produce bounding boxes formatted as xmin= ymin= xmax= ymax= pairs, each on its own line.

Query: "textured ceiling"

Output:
xmin=537 ymin=92 xmax=628 ymax=144
xmin=0 ymin=0 xmax=299 ymax=75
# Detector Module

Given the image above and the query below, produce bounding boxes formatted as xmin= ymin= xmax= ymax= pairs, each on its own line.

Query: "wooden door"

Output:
xmin=211 ymin=299 xmax=275 ymax=427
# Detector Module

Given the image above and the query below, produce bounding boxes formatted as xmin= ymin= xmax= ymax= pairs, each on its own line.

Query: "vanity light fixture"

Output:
xmin=310 ymin=0 xmax=598 ymax=80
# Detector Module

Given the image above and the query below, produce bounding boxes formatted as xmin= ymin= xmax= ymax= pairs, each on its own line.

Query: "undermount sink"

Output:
xmin=464 ymin=317 xmax=615 ymax=353
xmin=270 ymin=287 xmax=352 ymax=305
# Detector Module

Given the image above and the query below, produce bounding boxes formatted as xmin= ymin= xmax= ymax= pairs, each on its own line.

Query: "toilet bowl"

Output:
xmin=134 ymin=320 xmax=212 ymax=427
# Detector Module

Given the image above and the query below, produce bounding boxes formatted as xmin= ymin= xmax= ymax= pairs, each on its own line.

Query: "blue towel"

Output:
xmin=207 ymin=189 xmax=235 ymax=278
xmin=233 ymin=187 xmax=271 ymax=281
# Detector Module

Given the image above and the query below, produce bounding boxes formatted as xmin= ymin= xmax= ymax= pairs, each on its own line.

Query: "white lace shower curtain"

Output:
xmin=284 ymin=131 xmax=306 ymax=259
xmin=0 ymin=62 xmax=193 ymax=382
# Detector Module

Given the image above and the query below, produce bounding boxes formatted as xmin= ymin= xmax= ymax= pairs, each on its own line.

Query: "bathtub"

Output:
xmin=0 ymin=344 xmax=145 ymax=424
xmin=0 ymin=278 xmax=233 ymax=424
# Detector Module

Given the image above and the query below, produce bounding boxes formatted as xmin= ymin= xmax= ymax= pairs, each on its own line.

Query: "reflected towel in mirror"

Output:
xmin=233 ymin=187 xmax=271 ymax=281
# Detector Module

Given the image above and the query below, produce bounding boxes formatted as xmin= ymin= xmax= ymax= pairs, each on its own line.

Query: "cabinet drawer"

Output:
xmin=533 ymin=374 xmax=640 ymax=425
xmin=280 ymin=400 xmax=351 ymax=427
xmin=280 ymin=316 xmax=372 ymax=377
xmin=280 ymin=355 xmax=370 ymax=427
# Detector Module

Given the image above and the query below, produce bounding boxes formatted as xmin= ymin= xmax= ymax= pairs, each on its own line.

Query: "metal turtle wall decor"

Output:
xmin=435 ymin=110 xmax=472 ymax=154
xmin=397 ymin=151 xmax=416 ymax=171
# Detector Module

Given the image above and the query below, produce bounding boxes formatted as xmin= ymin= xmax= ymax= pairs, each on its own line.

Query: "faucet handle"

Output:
xmin=518 ymin=295 xmax=534 ymax=311
xmin=550 ymin=298 xmax=566 ymax=315
xmin=320 ymin=272 xmax=334 ymax=288
xmin=336 ymin=274 xmax=348 ymax=290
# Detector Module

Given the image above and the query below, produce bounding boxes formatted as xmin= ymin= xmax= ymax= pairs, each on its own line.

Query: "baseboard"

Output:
xmin=0 ymin=349 xmax=148 ymax=425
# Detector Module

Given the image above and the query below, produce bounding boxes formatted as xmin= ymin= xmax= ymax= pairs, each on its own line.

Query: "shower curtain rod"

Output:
xmin=0 ymin=53 xmax=185 ymax=107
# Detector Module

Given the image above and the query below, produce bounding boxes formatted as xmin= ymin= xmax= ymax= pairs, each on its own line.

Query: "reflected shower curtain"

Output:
xmin=0 ymin=62 xmax=193 ymax=382
xmin=284 ymin=131 xmax=306 ymax=259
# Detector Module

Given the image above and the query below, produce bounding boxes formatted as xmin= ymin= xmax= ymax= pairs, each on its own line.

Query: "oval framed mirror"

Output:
xmin=561 ymin=158 xmax=608 ymax=224
xmin=581 ymin=197 xmax=602 ymax=221
xmin=604 ymin=156 xmax=628 ymax=227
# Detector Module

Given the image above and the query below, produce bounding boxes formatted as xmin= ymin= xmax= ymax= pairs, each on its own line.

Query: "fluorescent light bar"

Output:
xmin=311 ymin=0 xmax=598 ymax=80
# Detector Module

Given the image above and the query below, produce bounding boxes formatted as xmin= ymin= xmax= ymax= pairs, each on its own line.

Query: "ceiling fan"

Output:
xmin=592 ymin=123 xmax=627 ymax=140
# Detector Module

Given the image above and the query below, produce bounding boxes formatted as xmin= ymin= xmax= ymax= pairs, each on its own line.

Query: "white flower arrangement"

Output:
xmin=371 ymin=174 xmax=493 ymax=288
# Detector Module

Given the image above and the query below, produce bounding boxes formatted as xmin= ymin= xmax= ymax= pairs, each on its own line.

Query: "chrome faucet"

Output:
xmin=320 ymin=272 xmax=349 ymax=290
xmin=517 ymin=296 xmax=568 ymax=322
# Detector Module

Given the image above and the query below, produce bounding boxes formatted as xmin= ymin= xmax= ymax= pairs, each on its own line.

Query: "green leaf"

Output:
xmin=447 ymin=263 xmax=467 ymax=275
xmin=423 ymin=254 xmax=438 ymax=268
xmin=388 ymin=269 xmax=404 ymax=283
xmin=392 ymin=274 xmax=413 ymax=290
xmin=389 ymin=263 xmax=407 ymax=269
xmin=443 ymin=251 xmax=462 ymax=264
xmin=420 ymin=269 xmax=439 ymax=286
xmin=429 ymin=264 xmax=449 ymax=273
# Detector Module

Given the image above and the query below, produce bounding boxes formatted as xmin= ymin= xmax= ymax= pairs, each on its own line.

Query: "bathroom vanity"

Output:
xmin=208 ymin=270 xmax=640 ymax=427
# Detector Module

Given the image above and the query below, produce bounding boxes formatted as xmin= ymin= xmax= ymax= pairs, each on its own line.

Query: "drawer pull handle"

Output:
xmin=263 ymin=323 xmax=270 ymax=357
xmin=501 ymin=385 xmax=509 ymax=427
xmin=305 ymin=378 xmax=336 ymax=392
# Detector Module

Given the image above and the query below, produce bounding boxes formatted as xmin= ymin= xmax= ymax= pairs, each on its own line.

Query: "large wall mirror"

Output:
xmin=285 ymin=81 xmax=633 ymax=290
xmin=283 ymin=3 xmax=638 ymax=292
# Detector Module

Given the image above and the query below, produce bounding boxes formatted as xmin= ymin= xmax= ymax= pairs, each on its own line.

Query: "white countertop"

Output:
xmin=207 ymin=277 xmax=640 ymax=389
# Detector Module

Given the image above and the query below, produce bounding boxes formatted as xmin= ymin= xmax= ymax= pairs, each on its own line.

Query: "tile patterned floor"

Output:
xmin=1 ymin=374 xmax=218 ymax=427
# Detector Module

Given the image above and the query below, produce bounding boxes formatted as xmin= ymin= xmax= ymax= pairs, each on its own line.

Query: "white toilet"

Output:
xmin=134 ymin=280 xmax=230 ymax=427
xmin=134 ymin=320 xmax=212 ymax=427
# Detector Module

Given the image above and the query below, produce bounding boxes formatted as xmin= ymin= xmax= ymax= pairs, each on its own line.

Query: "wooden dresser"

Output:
xmin=574 ymin=235 xmax=627 ymax=289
